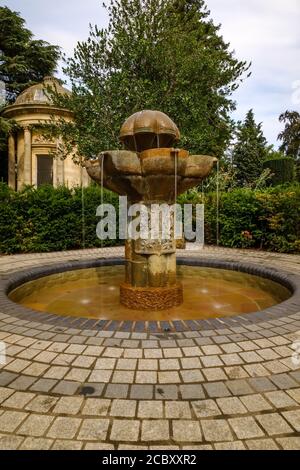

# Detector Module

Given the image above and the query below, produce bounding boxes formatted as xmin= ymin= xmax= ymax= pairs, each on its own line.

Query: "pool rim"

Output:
xmin=1 ymin=256 xmax=300 ymax=333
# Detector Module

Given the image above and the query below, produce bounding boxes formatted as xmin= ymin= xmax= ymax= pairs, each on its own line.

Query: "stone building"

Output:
xmin=2 ymin=76 xmax=90 ymax=190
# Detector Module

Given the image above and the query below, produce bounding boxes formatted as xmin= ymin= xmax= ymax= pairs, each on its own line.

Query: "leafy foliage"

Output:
xmin=0 ymin=183 xmax=120 ymax=254
xmin=232 ymin=109 xmax=271 ymax=185
xmin=263 ymin=157 xmax=295 ymax=185
xmin=52 ymin=0 xmax=249 ymax=159
xmin=278 ymin=110 xmax=300 ymax=159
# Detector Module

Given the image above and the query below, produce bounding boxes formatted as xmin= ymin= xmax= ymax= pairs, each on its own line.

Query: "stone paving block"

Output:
xmin=225 ymin=366 xmax=249 ymax=380
xmin=110 ymin=399 xmax=137 ymax=417
xmin=18 ymin=414 xmax=54 ymax=437
xmin=0 ymin=386 xmax=14 ymax=403
xmin=47 ymin=417 xmax=82 ymax=439
xmin=159 ymin=359 xmax=180 ymax=370
xmin=103 ymin=347 xmax=124 ymax=358
xmin=82 ymin=398 xmax=110 ymax=416
xmin=246 ymin=439 xmax=279 ymax=450
xmin=172 ymin=420 xmax=201 ymax=443
xmin=201 ymin=356 xmax=224 ymax=368
xmin=0 ymin=411 xmax=28 ymax=432
xmin=287 ymin=388 xmax=300 ymax=404
xmin=88 ymin=370 xmax=112 ymax=383
xmin=9 ymin=375 xmax=37 ymax=391
xmin=30 ymin=378 xmax=57 ymax=393
xmin=44 ymin=366 xmax=69 ymax=380
xmin=141 ymin=420 xmax=170 ymax=441
xmin=165 ymin=401 xmax=191 ymax=419
xmin=110 ymin=419 xmax=140 ymax=442
xmin=180 ymin=384 xmax=205 ymax=400
xmin=204 ymin=381 xmax=231 ymax=398
xmin=270 ymin=373 xmax=298 ymax=390
xmin=155 ymin=385 xmax=178 ymax=400
xmin=95 ymin=358 xmax=116 ymax=369
xmin=182 ymin=346 xmax=201 ymax=357
xmin=5 ymin=359 xmax=31 ymax=373
xmin=77 ymin=419 xmax=109 ymax=440
xmin=136 ymin=370 xmax=157 ymax=384
xmin=158 ymin=371 xmax=181 ymax=384
xmin=226 ymin=379 xmax=254 ymax=396
xmin=216 ymin=397 xmax=247 ymax=415
xmin=163 ymin=348 xmax=182 ymax=358
xmin=130 ymin=385 xmax=153 ymax=400
xmin=214 ymin=441 xmax=246 ymax=450
xmin=64 ymin=367 xmax=90 ymax=382
xmin=138 ymin=359 xmax=158 ymax=370
xmin=239 ymin=394 xmax=272 ymax=412
xmin=256 ymin=413 xmax=293 ymax=435
xmin=201 ymin=345 xmax=222 ymax=355
xmin=276 ymin=437 xmax=300 ymax=450
xmin=136 ymin=399 xmax=163 ymax=419
xmin=2 ymin=391 xmax=35 ymax=409
xmin=221 ymin=354 xmax=243 ymax=366
xmin=265 ymin=391 xmax=298 ymax=409
xmin=0 ymin=434 xmax=24 ymax=450
xmin=282 ymin=410 xmax=300 ymax=432
xmin=203 ymin=368 xmax=227 ymax=381
xmin=201 ymin=419 xmax=233 ymax=442
xmin=0 ymin=371 xmax=18 ymax=386
xmin=52 ymin=380 xmax=80 ymax=396
xmin=180 ymin=369 xmax=204 ymax=383
xmin=192 ymin=399 xmax=222 ymax=418
xmin=116 ymin=359 xmax=137 ymax=370
xmin=180 ymin=357 xmax=201 ymax=369
xmin=229 ymin=416 xmax=265 ymax=439
xmin=52 ymin=354 xmax=76 ymax=366
xmin=85 ymin=443 xmax=114 ymax=450
xmin=25 ymin=395 xmax=58 ymax=413
xmin=124 ymin=349 xmax=143 ymax=359
xmin=72 ymin=356 xmax=95 ymax=368
xmin=220 ymin=343 xmax=242 ymax=354
xmin=20 ymin=437 xmax=53 ymax=450
xmin=53 ymin=396 xmax=84 ymax=415
xmin=248 ymin=377 xmax=277 ymax=392
xmin=105 ymin=384 xmax=129 ymax=399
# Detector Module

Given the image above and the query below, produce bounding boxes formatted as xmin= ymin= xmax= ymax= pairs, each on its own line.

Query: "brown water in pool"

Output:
xmin=9 ymin=265 xmax=291 ymax=321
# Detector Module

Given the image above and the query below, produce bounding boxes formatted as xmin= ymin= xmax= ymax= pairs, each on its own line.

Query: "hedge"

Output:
xmin=0 ymin=183 xmax=299 ymax=254
xmin=263 ymin=157 xmax=295 ymax=185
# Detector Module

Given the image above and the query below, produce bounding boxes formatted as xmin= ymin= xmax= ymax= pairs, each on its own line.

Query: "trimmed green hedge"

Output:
xmin=263 ymin=157 xmax=295 ymax=185
xmin=201 ymin=185 xmax=300 ymax=253
xmin=0 ymin=183 xmax=120 ymax=254
xmin=0 ymin=183 xmax=299 ymax=254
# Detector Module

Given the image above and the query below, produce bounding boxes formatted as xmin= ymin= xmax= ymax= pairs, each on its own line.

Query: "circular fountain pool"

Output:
xmin=8 ymin=263 xmax=291 ymax=322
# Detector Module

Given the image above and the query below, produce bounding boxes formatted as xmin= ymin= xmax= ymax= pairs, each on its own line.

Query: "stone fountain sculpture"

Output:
xmin=85 ymin=110 xmax=217 ymax=310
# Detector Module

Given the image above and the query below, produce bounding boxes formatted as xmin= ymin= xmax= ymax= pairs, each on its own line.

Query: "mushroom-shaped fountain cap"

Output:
xmin=120 ymin=110 xmax=180 ymax=152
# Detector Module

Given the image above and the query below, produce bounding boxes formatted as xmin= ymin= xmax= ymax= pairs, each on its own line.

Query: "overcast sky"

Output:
xmin=3 ymin=0 xmax=300 ymax=147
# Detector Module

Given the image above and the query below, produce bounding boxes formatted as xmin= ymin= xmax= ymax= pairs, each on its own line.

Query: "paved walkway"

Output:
xmin=0 ymin=247 xmax=299 ymax=450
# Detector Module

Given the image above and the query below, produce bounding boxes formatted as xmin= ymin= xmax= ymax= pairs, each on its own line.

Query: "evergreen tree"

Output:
xmin=232 ymin=109 xmax=270 ymax=185
xmin=52 ymin=0 xmax=250 ymax=159
xmin=278 ymin=110 xmax=300 ymax=160
xmin=0 ymin=6 xmax=60 ymax=181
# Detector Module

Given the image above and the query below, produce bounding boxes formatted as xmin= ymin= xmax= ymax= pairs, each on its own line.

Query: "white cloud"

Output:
xmin=5 ymin=0 xmax=300 ymax=146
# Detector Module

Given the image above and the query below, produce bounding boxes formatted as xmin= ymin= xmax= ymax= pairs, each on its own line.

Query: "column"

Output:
xmin=23 ymin=126 xmax=32 ymax=185
xmin=8 ymin=134 xmax=16 ymax=190
xmin=16 ymin=131 xmax=24 ymax=191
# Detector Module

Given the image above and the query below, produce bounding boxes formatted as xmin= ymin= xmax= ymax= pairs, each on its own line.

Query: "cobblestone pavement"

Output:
xmin=0 ymin=246 xmax=300 ymax=450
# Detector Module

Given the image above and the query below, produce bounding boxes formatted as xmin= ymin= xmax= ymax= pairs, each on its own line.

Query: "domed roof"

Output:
xmin=120 ymin=110 xmax=180 ymax=152
xmin=14 ymin=76 xmax=71 ymax=106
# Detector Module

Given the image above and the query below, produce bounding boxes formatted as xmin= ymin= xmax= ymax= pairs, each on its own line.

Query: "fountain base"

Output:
xmin=120 ymin=282 xmax=183 ymax=310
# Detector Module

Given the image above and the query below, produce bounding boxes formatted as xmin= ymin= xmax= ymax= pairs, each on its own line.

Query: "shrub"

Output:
xmin=0 ymin=183 xmax=120 ymax=254
xmin=263 ymin=157 xmax=295 ymax=185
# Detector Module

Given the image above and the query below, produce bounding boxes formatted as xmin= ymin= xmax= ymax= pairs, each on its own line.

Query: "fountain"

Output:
xmin=85 ymin=110 xmax=217 ymax=310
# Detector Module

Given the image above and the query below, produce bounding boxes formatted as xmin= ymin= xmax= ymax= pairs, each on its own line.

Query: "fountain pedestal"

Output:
xmin=85 ymin=110 xmax=217 ymax=311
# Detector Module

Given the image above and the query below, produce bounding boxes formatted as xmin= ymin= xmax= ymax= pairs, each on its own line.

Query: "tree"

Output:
xmin=52 ymin=0 xmax=250 ymax=160
xmin=278 ymin=111 xmax=300 ymax=160
xmin=232 ymin=109 xmax=270 ymax=185
xmin=0 ymin=6 xmax=60 ymax=181
xmin=0 ymin=6 xmax=60 ymax=103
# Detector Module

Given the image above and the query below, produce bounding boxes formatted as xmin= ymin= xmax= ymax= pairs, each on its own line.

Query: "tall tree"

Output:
xmin=0 ymin=6 xmax=60 ymax=103
xmin=278 ymin=110 xmax=300 ymax=160
xmin=52 ymin=0 xmax=250 ymax=160
xmin=232 ymin=109 xmax=270 ymax=185
xmin=0 ymin=6 xmax=60 ymax=181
